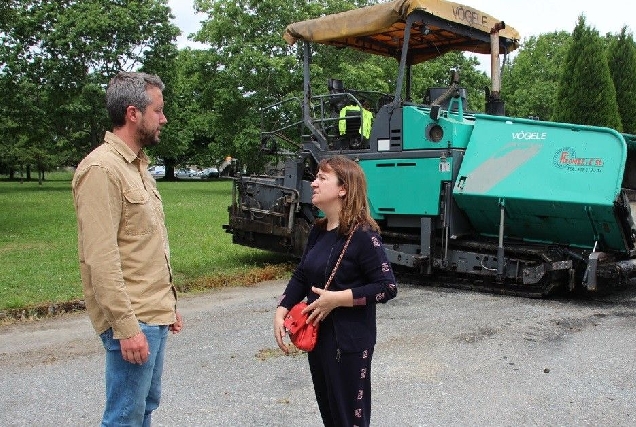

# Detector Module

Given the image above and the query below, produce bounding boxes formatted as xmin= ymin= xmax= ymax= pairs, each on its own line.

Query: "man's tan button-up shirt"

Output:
xmin=72 ymin=131 xmax=177 ymax=339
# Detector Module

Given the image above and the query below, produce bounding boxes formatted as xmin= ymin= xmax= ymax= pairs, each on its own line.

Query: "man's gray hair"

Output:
xmin=106 ymin=72 xmax=165 ymax=127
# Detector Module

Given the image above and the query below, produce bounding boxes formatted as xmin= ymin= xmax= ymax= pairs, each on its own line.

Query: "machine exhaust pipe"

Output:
xmin=485 ymin=22 xmax=506 ymax=116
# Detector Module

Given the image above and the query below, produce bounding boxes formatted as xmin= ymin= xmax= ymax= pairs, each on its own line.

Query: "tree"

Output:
xmin=0 ymin=0 xmax=180 ymax=179
xmin=607 ymin=26 xmax=636 ymax=134
xmin=553 ymin=15 xmax=621 ymax=131
xmin=149 ymin=48 xmax=220 ymax=178
xmin=190 ymin=0 xmax=340 ymax=173
xmin=501 ymin=32 xmax=571 ymax=119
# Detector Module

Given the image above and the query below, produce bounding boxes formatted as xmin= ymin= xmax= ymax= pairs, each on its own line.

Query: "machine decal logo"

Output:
xmin=512 ymin=130 xmax=547 ymax=140
xmin=553 ymin=147 xmax=604 ymax=171
xmin=452 ymin=7 xmax=488 ymax=27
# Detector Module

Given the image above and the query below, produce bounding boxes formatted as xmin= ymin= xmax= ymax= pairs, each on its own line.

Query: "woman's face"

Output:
xmin=311 ymin=167 xmax=344 ymax=210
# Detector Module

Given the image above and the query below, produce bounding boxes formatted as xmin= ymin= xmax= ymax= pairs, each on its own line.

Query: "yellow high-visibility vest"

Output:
xmin=338 ymin=105 xmax=373 ymax=139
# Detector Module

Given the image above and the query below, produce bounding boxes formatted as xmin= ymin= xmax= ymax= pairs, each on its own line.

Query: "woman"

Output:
xmin=274 ymin=155 xmax=397 ymax=426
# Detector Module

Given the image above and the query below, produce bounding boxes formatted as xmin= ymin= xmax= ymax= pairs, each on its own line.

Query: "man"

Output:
xmin=72 ymin=71 xmax=183 ymax=426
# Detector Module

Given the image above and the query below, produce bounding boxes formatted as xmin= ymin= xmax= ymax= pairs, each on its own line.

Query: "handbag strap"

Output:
xmin=325 ymin=223 xmax=358 ymax=290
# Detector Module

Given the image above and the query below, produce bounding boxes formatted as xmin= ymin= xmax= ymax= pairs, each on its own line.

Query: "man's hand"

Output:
xmin=120 ymin=332 xmax=149 ymax=364
xmin=169 ymin=310 xmax=183 ymax=334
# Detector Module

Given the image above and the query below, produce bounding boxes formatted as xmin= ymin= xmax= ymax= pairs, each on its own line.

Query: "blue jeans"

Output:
xmin=99 ymin=323 xmax=169 ymax=427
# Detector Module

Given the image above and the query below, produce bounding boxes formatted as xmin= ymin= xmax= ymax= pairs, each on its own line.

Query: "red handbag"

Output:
xmin=284 ymin=224 xmax=357 ymax=352
xmin=283 ymin=301 xmax=317 ymax=351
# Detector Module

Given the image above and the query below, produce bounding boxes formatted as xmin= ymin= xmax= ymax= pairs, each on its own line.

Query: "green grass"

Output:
xmin=0 ymin=171 xmax=292 ymax=312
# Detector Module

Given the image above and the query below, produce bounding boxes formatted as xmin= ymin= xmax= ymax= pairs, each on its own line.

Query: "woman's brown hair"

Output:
xmin=315 ymin=155 xmax=380 ymax=235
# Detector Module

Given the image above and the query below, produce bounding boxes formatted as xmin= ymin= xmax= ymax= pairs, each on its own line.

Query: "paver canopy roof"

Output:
xmin=283 ymin=0 xmax=520 ymax=64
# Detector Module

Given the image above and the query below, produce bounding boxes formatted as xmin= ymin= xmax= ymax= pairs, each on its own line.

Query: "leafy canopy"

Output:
xmin=553 ymin=15 xmax=622 ymax=130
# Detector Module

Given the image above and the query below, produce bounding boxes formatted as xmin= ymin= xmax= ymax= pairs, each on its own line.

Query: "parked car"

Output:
xmin=198 ymin=167 xmax=219 ymax=179
xmin=148 ymin=165 xmax=165 ymax=178
xmin=175 ymin=168 xmax=197 ymax=179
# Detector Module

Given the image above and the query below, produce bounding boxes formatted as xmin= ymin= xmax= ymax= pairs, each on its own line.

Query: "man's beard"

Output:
xmin=138 ymin=124 xmax=160 ymax=147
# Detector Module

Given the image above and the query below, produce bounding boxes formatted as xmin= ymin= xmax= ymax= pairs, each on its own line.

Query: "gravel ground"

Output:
xmin=1 ymin=279 xmax=636 ymax=426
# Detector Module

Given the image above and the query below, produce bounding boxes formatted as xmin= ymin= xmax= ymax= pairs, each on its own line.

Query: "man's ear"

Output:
xmin=126 ymin=105 xmax=139 ymax=123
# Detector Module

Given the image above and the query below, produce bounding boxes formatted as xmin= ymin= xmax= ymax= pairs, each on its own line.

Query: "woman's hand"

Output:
xmin=274 ymin=306 xmax=290 ymax=354
xmin=304 ymin=287 xmax=353 ymax=325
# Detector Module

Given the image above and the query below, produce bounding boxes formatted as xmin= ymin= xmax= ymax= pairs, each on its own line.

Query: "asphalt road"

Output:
xmin=1 ymin=280 xmax=635 ymax=426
